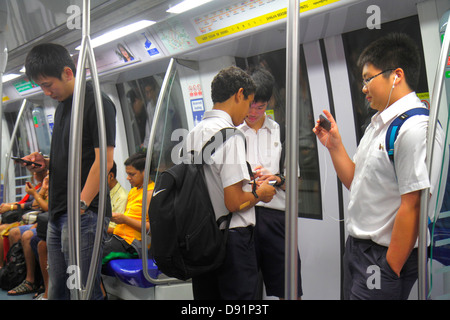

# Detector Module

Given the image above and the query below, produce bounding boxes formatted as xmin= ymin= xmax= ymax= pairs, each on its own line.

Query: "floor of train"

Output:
xmin=0 ymin=289 xmax=36 ymax=300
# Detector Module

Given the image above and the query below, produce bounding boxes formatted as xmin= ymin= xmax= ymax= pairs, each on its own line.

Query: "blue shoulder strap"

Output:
xmin=385 ymin=107 xmax=429 ymax=162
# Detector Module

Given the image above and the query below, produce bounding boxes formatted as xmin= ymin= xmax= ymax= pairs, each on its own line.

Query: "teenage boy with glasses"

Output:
xmin=314 ymin=33 xmax=444 ymax=300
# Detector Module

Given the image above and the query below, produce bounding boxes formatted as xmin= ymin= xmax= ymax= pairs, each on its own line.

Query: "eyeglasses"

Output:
xmin=362 ymin=69 xmax=395 ymax=88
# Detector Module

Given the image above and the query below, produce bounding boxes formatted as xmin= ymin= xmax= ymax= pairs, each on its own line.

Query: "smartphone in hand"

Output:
xmin=319 ymin=114 xmax=331 ymax=131
xmin=11 ymin=156 xmax=42 ymax=167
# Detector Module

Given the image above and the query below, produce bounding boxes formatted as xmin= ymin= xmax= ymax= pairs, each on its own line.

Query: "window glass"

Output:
xmin=117 ymin=71 xmax=188 ymax=180
xmin=241 ymin=47 xmax=322 ymax=219
xmin=342 ymin=15 xmax=429 ymax=143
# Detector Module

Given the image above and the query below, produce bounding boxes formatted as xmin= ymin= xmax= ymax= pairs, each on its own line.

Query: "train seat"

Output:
xmin=104 ymin=258 xmax=161 ymax=288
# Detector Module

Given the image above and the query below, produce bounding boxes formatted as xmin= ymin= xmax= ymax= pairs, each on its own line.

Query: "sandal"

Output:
xmin=7 ymin=280 xmax=38 ymax=295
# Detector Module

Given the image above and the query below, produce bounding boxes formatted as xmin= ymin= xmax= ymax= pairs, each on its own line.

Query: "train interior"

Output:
xmin=0 ymin=0 xmax=449 ymax=300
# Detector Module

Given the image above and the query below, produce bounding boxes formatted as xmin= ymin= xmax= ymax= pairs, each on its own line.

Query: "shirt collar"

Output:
xmin=203 ymin=109 xmax=234 ymax=126
xmin=240 ymin=115 xmax=275 ymax=133
xmin=376 ymin=92 xmax=424 ymax=125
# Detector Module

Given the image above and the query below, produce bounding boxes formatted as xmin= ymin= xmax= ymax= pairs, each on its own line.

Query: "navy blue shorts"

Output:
xmin=192 ymin=226 xmax=259 ymax=300
xmin=255 ymin=206 xmax=302 ymax=298
xmin=343 ymin=236 xmax=418 ymax=300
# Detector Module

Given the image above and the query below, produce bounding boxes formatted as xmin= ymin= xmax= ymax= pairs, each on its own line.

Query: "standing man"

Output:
xmin=313 ymin=33 xmax=444 ymax=299
xmin=23 ymin=43 xmax=116 ymax=300
xmin=184 ymin=66 xmax=276 ymax=300
xmin=239 ymin=67 xmax=302 ymax=299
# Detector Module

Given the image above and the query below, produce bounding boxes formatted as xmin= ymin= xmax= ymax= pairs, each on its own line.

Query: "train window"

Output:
xmin=4 ymin=105 xmax=37 ymax=202
xmin=32 ymin=106 xmax=52 ymax=156
xmin=117 ymin=72 xmax=188 ymax=180
xmin=342 ymin=15 xmax=429 ymax=144
xmin=242 ymin=47 xmax=322 ymax=219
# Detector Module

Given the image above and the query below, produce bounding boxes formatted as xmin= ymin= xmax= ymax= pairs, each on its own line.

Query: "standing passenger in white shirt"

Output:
xmin=313 ymin=33 xmax=444 ymax=300
xmin=185 ymin=66 xmax=276 ymax=300
xmin=239 ymin=67 xmax=302 ymax=299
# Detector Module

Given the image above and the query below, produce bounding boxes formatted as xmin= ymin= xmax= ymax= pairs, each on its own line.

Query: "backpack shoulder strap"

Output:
xmin=200 ymin=127 xmax=246 ymax=164
xmin=200 ymin=127 xmax=257 ymax=196
xmin=385 ymin=107 xmax=429 ymax=162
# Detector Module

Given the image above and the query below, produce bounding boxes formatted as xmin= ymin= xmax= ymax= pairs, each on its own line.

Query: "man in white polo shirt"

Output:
xmin=184 ymin=66 xmax=276 ymax=300
xmin=313 ymin=33 xmax=444 ymax=299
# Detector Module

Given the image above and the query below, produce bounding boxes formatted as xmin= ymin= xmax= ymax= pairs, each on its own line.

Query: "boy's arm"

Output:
xmin=80 ymin=146 xmax=114 ymax=211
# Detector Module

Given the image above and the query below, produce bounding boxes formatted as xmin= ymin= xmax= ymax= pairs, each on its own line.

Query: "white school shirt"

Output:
xmin=347 ymin=92 xmax=444 ymax=247
xmin=239 ymin=116 xmax=288 ymax=211
xmin=184 ymin=110 xmax=254 ymax=229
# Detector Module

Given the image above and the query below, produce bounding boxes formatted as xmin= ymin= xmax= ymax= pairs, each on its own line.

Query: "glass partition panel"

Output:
xmin=242 ymin=47 xmax=322 ymax=219
xmin=117 ymin=71 xmax=188 ymax=180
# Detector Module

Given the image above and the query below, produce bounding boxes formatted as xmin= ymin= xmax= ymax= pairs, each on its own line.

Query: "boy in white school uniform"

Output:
xmin=184 ymin=66 xmax=276 ymax=300
xmin=313 ymin=33 xmax=444 ymax=299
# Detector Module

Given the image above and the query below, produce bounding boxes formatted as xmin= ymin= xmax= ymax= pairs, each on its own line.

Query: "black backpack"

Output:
xmin=149 ymin=127 xmax=253 ymax=280
xmin=0 ymin=242 xmax=27 ymax=290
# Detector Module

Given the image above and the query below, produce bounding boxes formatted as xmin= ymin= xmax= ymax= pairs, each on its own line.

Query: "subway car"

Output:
xmin=0 ymin=0 xmax=449 ymax=301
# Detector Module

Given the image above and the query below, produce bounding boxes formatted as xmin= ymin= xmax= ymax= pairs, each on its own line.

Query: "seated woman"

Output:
xmin=102 ymin=152 xmax=153 ymax=263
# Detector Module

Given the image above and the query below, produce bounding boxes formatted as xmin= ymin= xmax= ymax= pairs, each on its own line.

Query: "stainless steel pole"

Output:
xmin=141 ymin=58 xmax=183 ymax=285
xmin=418 ymin=12 xmax=450 ymax=300
xmin=3 ymin=99 xmax=27 ymax=203
xmin=0 ymin=36 xmax=7 ymax=200
xmin=285 ymin=0 xmax=300 ymax=300
xmin=68 ymin=0 xmax=108 ymax=300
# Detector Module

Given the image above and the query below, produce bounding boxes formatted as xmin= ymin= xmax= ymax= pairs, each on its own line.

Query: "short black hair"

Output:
xmin=124 ymin=152 xmax=146 ymax=172
xmin=25 ymin=43 xmax=76 ymax=81
xmin=247 ymin=67 xmax=274 ymax=103
xmin=357 ymin=33 xmax=421 ymax=91
xmin=211 ymin=66 xmax=256 ymax=103
xmin=109 ymin=161 xmax=117 ymax=178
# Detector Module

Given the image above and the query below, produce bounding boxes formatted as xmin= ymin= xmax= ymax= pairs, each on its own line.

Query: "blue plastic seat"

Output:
xmin=104 ymin=259 xmax=161 ymax=288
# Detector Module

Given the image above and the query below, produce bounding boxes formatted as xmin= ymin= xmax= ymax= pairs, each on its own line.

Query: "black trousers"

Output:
xmin=192 ymin=226 xmax=258 ymax=300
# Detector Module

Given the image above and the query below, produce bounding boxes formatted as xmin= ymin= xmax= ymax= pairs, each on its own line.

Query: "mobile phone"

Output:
xmin=268 ymin=180 xmax=277 ymax=186
xmin=11 ymin=156 xmax=42 ymax=167
xmin=319 ymin=114 xmax=331 ymax=131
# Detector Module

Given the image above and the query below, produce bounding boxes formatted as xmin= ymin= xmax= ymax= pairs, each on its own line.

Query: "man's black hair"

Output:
xmin=124 ymin=152 xmax=146 ymax=172
xmin=357 ymin=33 xmax=421 ymax=91
xmin=25 ymin=43 xmax=76 ymax=81
xmin=211 ymin=66 xmax=256 ymax=103
xmin=109 ymin=161 xmax=117 ymax=178
xmin=247 ymin=67 xmax=274 ymax=103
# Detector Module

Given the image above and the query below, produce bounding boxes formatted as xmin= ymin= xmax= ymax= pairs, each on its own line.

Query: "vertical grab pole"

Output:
xmin=141 ymin=58 xmax=180 ymax=285
xmin=0 ymin=36 xmax=7 ymax=200
xmin=285 ymin=0 xmax=300 ymax=300
xmin=68 ymin=0 xmax=108 ymax=300
xmin=3 ymin=99 xmax=27 ymax=203
xmin=82 ymin=15 xmax=108 ymax=302
xmin=418 ymin=13 xmax=450 ymax=300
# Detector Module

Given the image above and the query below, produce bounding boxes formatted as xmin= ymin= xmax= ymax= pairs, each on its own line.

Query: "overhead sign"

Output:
xmin=194 ymin=0 xmax=341 ymax=44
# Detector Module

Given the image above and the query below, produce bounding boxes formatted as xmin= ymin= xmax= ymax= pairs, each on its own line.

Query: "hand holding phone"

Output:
xmin=319 ymin=114 xmax=331 ymax=131
xmin=11 ymin=156 xmax=42 ymax=167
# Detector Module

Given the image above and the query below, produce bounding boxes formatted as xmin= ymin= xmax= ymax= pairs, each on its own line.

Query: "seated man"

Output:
xmin=7 ymin=175 xmax=49 ymax=296
xmin=107 ymin=162 xmax=128 ymax=233
xmin=102 ymin=152 xmax=153 ymax=263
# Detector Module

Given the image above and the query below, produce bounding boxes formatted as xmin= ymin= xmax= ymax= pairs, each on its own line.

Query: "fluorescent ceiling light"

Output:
xmin=2 ymin=73 xmax=21 ymax=83
xmin=167 ymin=0 xmax=213 ymax=14
xmin=76 ymin=20 xmax=155 ymax=50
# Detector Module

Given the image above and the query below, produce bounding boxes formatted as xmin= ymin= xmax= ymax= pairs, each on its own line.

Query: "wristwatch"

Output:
xmin=80 ymin=200 xmax=89 ymax=211
xmin=274 ymin=174 xmax=285 ymax=187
